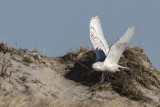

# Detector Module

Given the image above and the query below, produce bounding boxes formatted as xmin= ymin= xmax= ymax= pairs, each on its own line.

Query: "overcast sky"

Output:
xmin=0 ymin=0 xmax=159 ymax=70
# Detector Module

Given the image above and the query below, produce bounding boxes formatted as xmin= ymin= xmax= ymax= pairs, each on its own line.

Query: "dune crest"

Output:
xmin=0 ymin=43 xmax=159 ymax=107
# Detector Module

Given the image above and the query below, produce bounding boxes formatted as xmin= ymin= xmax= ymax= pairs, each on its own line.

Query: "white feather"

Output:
xmin=90 ymin=15 xmax=109 ymax=61
xmin=105 ymin=27 xmax=136 ymax=64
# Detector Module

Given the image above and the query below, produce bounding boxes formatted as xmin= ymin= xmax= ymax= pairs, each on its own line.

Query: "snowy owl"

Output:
xmin=90 ymin=15 xmax=136 ymax=72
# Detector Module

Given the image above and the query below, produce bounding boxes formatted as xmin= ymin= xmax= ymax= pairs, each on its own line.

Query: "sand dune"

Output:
xmin=0 ymin=43 xmax=159 ymax=107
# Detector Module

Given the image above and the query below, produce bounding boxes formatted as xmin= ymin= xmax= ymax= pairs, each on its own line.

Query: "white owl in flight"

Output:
xmin=90 ymin=15 xmax=136 ymax=72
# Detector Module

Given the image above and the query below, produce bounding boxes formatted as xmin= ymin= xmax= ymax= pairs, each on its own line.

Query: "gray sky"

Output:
xmin=0 ymin=0 xmax=160 ymax=70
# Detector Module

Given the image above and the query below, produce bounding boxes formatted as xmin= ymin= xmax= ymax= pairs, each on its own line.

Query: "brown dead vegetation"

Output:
xmin=0 ymin=43 xmax=28 ymax=55
xmin=64 ymin=46 xmax=160 ymax=102
xmin=23 ymin=56 xmax=33 ymax=63
xmin=61 ymin=46 xmax=90 ymax=64
xmin=0 ymin=43 xmax=12 ymax=54
xmin=0 ymin=43 xmax=44 ymax=65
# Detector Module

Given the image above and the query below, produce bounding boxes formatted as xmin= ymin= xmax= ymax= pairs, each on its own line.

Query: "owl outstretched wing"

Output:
xmin=105 ymin=26 xmax=136 ymax=64
xmin=90 ymin=15 xmax=109 ymax=61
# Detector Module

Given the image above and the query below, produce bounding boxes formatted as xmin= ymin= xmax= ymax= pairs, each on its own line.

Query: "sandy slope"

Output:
xmin=0 ymin=43 xmax=159 ymax=107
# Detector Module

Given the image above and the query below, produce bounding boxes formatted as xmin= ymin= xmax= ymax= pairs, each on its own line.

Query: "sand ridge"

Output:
xmin=0 ymin=43 xmax=159 ymax=107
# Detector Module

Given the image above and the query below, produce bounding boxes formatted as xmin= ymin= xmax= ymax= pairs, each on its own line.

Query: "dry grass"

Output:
xmin=64 ymin=46 xmax=160 ymax=102
xmin=0 ymin=43 xmax=29 ymax=56
xmin=61 ymin=46 xmax=90 ymax=64
xmin=23 ymin=56 xmax=33 ymax=63
xmin=0 ymin=93 xmax=150 ymax=107
xmin=0 ymin=43 xmax=12 ymax=54
xmin=0 ymin=43 xmax=42 ymax=65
